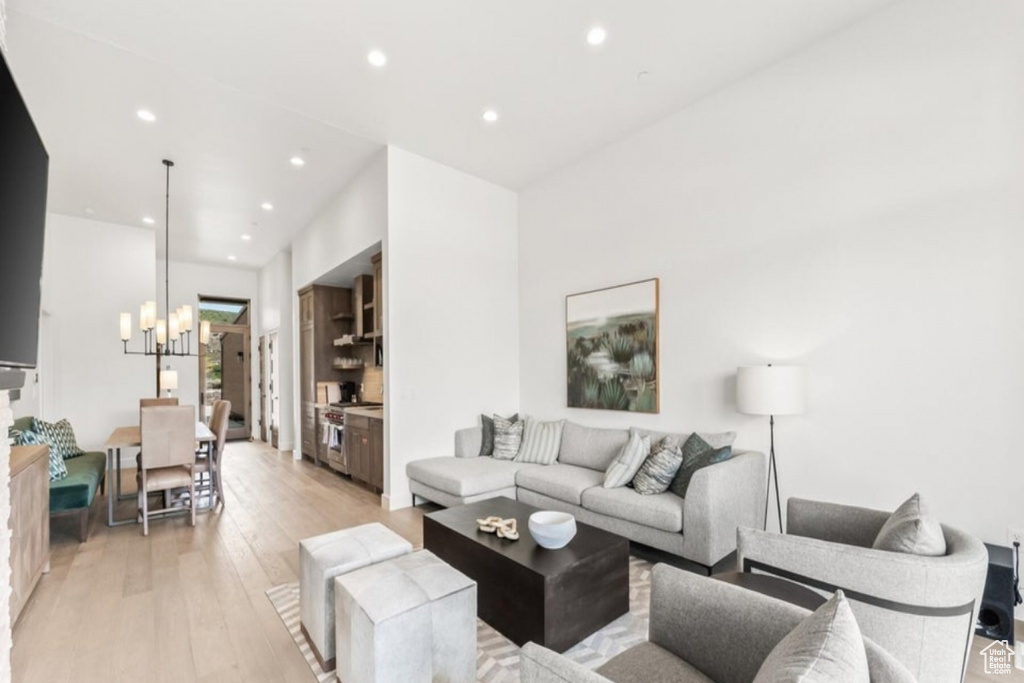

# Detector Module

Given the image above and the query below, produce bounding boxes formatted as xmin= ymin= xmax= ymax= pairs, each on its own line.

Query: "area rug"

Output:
xmin=266 ymin=556 xmax=653 ymax=682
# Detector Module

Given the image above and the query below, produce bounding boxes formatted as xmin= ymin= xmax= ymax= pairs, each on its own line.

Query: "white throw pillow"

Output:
xmin=753 ymin=590 xmax=870 ymax=683
xmin=603 ymin=430 xmax=651 ymax=488
xmin=515 ymin=418 xmax=565 ymax=465
xmin=872 ymin=493 xmax=946 ymax=556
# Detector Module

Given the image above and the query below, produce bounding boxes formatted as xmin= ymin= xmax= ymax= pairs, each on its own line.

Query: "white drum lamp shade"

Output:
xmin=737 ymin=365 xmax=806 ymax=416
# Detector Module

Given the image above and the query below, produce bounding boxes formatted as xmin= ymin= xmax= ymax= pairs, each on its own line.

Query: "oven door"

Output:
xmin=326 ymin=422 xmax=348 ymax=474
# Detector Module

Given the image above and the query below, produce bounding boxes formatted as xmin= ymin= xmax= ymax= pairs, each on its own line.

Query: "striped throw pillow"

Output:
xmin=603 ymin=429 xmax=651 ymax=488
xmin=32 ymin=417 xmax=86 ymax=460
xmin=492 ymin=415 xmax=524 ymax=460
xmin=18 ymin=430 xmax=68 ymax=481
xmin=632 ymin=434 xmax=685 ymax=495
xmin=515 ymin=419 xmax=565 ymax=465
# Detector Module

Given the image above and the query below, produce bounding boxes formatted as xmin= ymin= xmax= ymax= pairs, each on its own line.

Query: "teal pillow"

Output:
xmin=17 ymin=430 xmax=68 ymax=481
xmin=668 ymin=433 xmax=733 ymax=498
xmin=31 ymin=417 xmax=86 ymax=460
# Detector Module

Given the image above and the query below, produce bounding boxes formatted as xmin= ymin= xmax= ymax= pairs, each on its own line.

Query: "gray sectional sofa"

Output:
xmin=406 ymin=421 xmax=767 ymax=569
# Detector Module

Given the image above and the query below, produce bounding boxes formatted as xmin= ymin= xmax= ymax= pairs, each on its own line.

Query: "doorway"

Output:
xmin=259 ymin=335 xmax=268 ymax=442
xmin=268 ymin=331 xmax=280 ymax=448
xmin=197 ymin=297 xmax=252 ymax=441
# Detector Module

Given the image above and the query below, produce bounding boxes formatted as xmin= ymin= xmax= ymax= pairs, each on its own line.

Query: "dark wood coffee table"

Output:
xmin=423 ymin=497 xmax=630 ymax=652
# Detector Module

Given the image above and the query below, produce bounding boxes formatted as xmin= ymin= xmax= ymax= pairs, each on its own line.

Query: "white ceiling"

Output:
xmin=6 ymin=0 xmax=897 ymax=267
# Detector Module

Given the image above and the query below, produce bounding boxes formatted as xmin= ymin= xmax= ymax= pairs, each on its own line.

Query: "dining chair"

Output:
xmin=195 ymin=400 xmax=230 ymax=507
xmin=137 ymin=396 xmax=180 ymax=468
xmin=137 ymin=405 xmax=197 ymax=535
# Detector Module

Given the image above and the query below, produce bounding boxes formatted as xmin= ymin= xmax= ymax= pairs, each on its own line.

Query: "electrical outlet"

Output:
xmin=1008 ymin=527 xmax=1024 ymax=547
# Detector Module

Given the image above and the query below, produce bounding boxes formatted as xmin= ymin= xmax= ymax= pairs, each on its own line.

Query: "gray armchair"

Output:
xmin=736 ymin=498 xmax=988 ymax=683
xmin=521 ymin=563 xmax=916 ymax=683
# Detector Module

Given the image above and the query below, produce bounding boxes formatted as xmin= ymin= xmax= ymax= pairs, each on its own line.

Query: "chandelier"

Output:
xmin=119 ymin=159 xmax=210 ymax=393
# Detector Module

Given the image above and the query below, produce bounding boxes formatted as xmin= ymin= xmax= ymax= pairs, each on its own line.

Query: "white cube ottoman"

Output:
xmin=335 ymin=550 xmax=477 ymax=683
xmin=299 ymin=523 xmax=412 ymax=670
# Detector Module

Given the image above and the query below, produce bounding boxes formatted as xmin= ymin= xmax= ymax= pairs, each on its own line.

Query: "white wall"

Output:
xmin=164 ymin=260 xmax=259 ymax=429
xmin=386 ymin=147 xmax=519 ymax=509
xmin=257 ymin=250 xmax=294 ymax=449
xmin=36 ymin=214 xmax=156 ymax=448
xmin=287 ymin=150 xmax=388 ymax=460
xmin=291 ymin=150 xmax=388 ymax=290
xmin=519 ymin=0 xmax=1024 ymax=550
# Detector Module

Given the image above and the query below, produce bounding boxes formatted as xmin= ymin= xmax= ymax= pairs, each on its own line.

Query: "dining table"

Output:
xmin=103 ymin=422 xmax=216 ymax=527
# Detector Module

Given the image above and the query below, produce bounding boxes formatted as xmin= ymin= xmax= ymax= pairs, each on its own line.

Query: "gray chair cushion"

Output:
xmin=557 ymin=421 xmax=630 ymax=471
xmin=753 ymin=590 xmax=870 ymax=683
xmin=581 ymin=486 xmax=684 ymax=532
xmin=406 ymin=456 xmax=527 ymax=497
xmin=515 ymin=464 xmax=605 ymax=506
xmin=872 ymin=493 xmax=946 ymax=557
xmin=597 ymin=642 xmax=714 ymax=683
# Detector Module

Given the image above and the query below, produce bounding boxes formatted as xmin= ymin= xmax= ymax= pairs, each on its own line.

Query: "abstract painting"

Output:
xmin=566 ymin=278 xmax=659 ymax=413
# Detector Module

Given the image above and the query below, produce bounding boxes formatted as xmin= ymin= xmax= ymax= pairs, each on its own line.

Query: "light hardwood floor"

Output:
xmin=11 ymin=439 xmax=1023 ymax=682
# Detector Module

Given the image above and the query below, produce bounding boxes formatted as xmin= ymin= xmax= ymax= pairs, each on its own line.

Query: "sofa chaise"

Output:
xmin=13 ymin=416 xmax=106 ymax=542
xmin=406 ymin=421 xmax=766 ymax=570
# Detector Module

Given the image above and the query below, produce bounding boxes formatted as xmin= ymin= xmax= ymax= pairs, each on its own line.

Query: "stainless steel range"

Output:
xmin=321 ymin=401 xmax=382 ymax=475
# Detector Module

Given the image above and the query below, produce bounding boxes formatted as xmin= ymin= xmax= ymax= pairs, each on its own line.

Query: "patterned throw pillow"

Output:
xmin=479 ymin=413 xmax=519 ymax=456
xmin=515 ymin=419 xmax=565 ymax=465
xmin=603 ymin=430 xmax=651 ymax=488
xmin=18 ymin=430 xmax=68 ymax=481
xmin=631 ymin=435 xmax=685 ymax=495
xmin=668 ymin=433 xmax=733 ymax=498
xmin=31 ymin=417 xmax=86 ymax=460
xmin=492 ymin=415 xmax=524 ymax=460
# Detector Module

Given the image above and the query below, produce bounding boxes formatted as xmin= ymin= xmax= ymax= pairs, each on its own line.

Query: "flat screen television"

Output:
xmin=0 ymin=48 xmax=48 ymax=377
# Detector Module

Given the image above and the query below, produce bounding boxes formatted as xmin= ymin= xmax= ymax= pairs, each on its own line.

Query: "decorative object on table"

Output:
xmin=528 ymin=510 xmax=577 ymax=549
xmin=566 ymin=278 xmax=659 ymax=413
xmin=118 ymin=159 xmax=212 ymax=395
xmin=736 ymin=364 xmax=805 ymax=532
xmin=515 ymin=418 xmax=566 ymax=465
xmin=476 ymin=516 xmax=520 ymax=540
xmin=479 ymin=412 xmax=519 ymax=456
xmin=603 ymin=429 xmax=650 ymax=488
xmin=491 ymin=414 xmax=524 ymax=460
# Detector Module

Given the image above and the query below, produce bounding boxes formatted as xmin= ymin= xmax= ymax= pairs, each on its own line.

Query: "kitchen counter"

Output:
xmin=344 ymin=406 xmax=384 ymax=420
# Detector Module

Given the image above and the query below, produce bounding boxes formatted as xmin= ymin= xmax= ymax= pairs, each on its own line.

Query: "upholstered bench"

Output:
xmin=13 ymin=416 xmax=106 ymax=542
xmin=335 ymin=550 xmax=477 ymax=683
xmin=299 ymin=523 xmax=413 ymax=671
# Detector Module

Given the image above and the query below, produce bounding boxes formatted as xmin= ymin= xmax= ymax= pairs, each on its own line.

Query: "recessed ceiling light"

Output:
xmin=482 ymin=109 xmax=499 ymax=123
xmin=290 ymin=156 xmax=306 ymax=167
xmin=241 ymin=234 xmax=252 ymax=241
xmin=136 ymin=109 xmax=157 ymax=122
xmin=586 ymin=26 xmax=607 ymax=46
xmin=142 ymin=216 xmax=155 ymax=225
xmin=227 ymin=255 xmax=237 ymax=261
xmin=367 ymin=50 xmax=388 ymax=68
xmin=261 ymin=202 xmax=274 ymax=211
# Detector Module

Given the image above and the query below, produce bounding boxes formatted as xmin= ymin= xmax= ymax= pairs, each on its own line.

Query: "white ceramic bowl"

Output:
xmin=528 ymin=511 xmax=577 ymax=549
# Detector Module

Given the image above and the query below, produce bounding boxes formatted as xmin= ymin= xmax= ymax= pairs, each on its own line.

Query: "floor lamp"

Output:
xmin=736 ymin=365 xmax=806 ymax=533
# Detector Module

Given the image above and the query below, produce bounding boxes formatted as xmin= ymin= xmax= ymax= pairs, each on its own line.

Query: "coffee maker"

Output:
xmin=339 ymin=381 xmax=358 ymax=403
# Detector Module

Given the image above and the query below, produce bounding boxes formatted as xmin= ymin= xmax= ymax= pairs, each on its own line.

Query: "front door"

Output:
xmin=197 ymin=297 xmax=252 ymax=441
xmin=259 ymin=335 xmax=267 ymax=442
